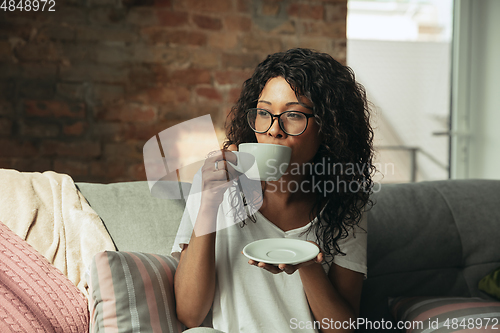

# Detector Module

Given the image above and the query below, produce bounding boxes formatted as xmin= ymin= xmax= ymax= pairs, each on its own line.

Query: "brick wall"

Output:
xmin=0 ymin=0 xmax=347 ymax=183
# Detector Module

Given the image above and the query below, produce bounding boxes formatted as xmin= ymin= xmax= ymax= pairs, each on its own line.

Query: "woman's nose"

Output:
xmin=267 ymin=117 xmax=285 ymax=138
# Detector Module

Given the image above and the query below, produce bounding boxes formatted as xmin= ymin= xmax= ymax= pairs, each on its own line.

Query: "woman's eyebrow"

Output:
xmin=258 ymin=100 xmax=312 ymax=109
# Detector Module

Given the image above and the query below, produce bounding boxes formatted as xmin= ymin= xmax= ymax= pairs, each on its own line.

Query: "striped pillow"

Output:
xmin=89 ymin=251 xmax=183 ymax=333
xmin=390 ymin=296 xmax=500 ymax=333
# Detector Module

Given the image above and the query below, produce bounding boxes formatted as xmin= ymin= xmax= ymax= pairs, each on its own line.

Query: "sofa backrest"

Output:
xmin=361 ymin=179 xmax=500 ymax=327
xmin=76 ymin=181 xmax=190 ymax=256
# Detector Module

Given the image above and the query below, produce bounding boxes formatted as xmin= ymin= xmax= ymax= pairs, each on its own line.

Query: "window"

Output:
xmin=347 ymin=0 xmax=454 ymax=183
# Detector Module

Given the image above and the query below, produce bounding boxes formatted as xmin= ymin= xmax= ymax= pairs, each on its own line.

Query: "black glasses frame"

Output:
xmin=246 ymin=108 xmax=315 ymax=136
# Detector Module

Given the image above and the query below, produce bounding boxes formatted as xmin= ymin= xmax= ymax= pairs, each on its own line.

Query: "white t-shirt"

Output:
xmin=171 ymin=175 xmax=367 ymax=333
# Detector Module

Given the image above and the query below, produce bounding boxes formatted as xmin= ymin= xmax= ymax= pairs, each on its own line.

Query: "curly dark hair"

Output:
xmin=224 ymin=48 xmax=375 ymax=258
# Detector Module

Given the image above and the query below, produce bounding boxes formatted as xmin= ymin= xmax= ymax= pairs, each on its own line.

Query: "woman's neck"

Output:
xmin=258 ymin=177 xmax=321 ymax=231
xmin=262 ymin=173 xmax=316 ymax=205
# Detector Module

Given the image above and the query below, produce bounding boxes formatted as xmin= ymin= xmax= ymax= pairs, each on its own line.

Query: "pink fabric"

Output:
xmin=414 ymin=302 xmax=500 ymax=325
xmin=0 ymin=221 xmax=89 ymax=332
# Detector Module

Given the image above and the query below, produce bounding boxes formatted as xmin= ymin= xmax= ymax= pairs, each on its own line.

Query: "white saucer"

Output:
xmin=242 ymin=238 xmax=319 ymax=265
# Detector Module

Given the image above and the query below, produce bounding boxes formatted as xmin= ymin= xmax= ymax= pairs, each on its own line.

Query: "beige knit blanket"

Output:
xmin=0 ymin=169 xmax=116 ymax=299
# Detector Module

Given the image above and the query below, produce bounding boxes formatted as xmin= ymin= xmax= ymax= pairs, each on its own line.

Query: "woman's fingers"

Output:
xmin=246 ymin=259 xmax=322 ymax=275
xmin=205 ymin=149 xmax=238 ymax=166
xmin=200 ymin=150 xmax=242 ymax=208
xmin=202 ymin=150 xmax=240 ymax=183
xmin=248 ymin=260 xmax=298 ymax=275
xmin=203 ymin=150 xmax=240 ymax=180
xmin=220 ymin=151 xmax=241 ymax=179
xmin=257 ymin=262 xmax=282 ymax=274
xmin=278 ymin=264 xmax=297 ymax=275
xmin=248 ymin=260 xmax=282 ymax=274
xmin=245 ymin=241 xmax=324 ymax=275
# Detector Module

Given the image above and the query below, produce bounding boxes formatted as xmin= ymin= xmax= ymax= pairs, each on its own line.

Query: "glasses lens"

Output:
xmin=280 ymin=111 xmax=307 ymax=135
xmin=247 ymin=109 xmax=272 ymax=133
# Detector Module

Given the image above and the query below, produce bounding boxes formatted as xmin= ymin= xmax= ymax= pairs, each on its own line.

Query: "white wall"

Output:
xmin=451 ymin=0 xmax=500 ymax=179
xmin=347 ymin=40 xmax=451 ymax=183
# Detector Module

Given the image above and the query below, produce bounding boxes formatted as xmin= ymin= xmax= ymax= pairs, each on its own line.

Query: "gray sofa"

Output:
xmin=76 ymin=179 xmax=500 ymax=332
xmin=359 ymin=179 xmax=500 ymax=331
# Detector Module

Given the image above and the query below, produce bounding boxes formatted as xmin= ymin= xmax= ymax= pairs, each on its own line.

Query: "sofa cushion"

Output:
xmin=89 ymin=251 xmax=183 ymax=333
xmin=76 ymin=181 xmax=190 ymax=256
xmin=390 ymin=296 xmax=500 ymax=332
xmin=0 ymin=221 xmax=89 ymax=332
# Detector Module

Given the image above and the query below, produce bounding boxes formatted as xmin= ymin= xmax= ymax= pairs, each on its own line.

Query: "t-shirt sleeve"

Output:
xmin=332 ymin=212 xmax=368 ymax=277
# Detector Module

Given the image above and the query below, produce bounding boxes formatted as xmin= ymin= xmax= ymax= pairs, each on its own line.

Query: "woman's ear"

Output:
xmin=228 ymin=144 xmax=238 ymax=151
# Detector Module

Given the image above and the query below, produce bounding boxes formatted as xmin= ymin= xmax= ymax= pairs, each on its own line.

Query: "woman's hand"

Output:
xmin=200 ymin=145 xmax=240 ymax=211
xmin=243 ymin=241 xmax=323 ymax=275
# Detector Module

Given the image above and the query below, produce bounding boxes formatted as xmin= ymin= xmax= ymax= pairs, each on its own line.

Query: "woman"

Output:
xmin=172 ymin=48 xmax=375 ymax=333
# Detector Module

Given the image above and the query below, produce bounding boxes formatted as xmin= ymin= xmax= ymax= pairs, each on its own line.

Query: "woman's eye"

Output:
xmin=286 ymin=112 xmax=304 ymax=119
xmin=257 ymin=110 xmax=270 ymax=117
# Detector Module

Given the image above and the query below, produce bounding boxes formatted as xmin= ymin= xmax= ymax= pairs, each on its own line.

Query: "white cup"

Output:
xmin=229 ymin=143 xmax=292 ymax=181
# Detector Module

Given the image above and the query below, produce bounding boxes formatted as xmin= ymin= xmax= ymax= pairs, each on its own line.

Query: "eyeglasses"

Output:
xmin=246 ymin=108 xmax=315 ymax=136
